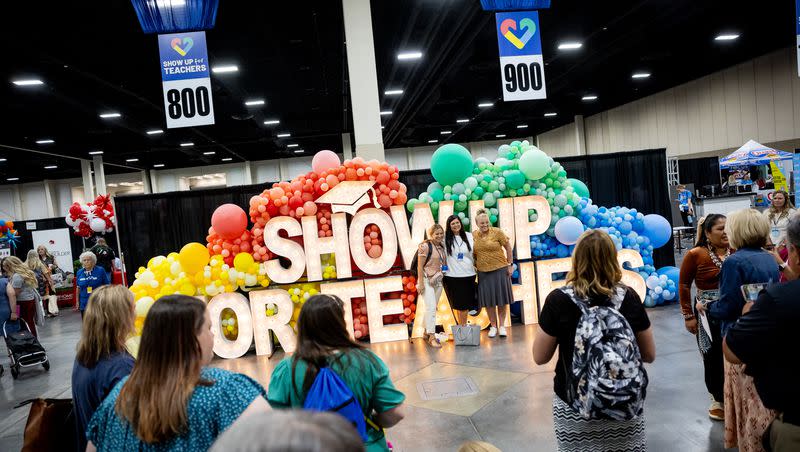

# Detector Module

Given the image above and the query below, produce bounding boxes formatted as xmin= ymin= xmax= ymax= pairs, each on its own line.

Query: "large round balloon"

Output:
xmin=554 ymin=216 xmax=584 ymax=245
xmin=233 ymin=252 xmax=255 ymax=273
xmin=312 ymin=150 xmax=341 ymax=174
xmin=567 ymin=178 xmax=590 ymax=199
xmin=179 ymin=242 xmax=210 ymax=275
xmin=518 ymin=148 xmax=550 ymax=180
xmin=89 ymin=217 xmax=106 ymax=233
xmin=430 ymin=144 xmax=473 ymax=186
xmin=641 ymin=214 xmax=672 ymax=248
xmin=211 ymin=204 xmax=248 ymax=240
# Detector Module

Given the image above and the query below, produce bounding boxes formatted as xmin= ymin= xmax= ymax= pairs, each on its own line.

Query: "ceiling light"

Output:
xmin=36 ymin=139 xmax=54 ymax=144
xmin=517 ymin=124 xmax=528 ymax=129
xmin=287 ymin=144 xmax=299 ymax=148
xmin=203 ymin=151 xmax=216 ymax=155
xmin=6 ymin=178 xmax=18 ymax=181
xmin=0 ymin=159 xmax=7 ymax=162
xmin=558 ymin=42 xmax=583 ymax=50
xmin=582 ymin=95 xmax=598 ymax=101
xmin=12 ymin=79 xmax=44 ymax=86
xmin=149 ymin=0 xmax=187 ymax=7
xmin=544 ymin=112 xmax=557 ymax=117
xmin=263 ymin=119 xmax=280 ymax=125
xmin=384 ymin=89 xmax=403 ymax=96
xmin=293 ymin=149 xmax=304 ymax=154
xmin=381 ymin=126 xmax=385 ymax=129
xmin=632 ymin=72 xmax=651 ymax=79
xmin=397 ymin=51 xmax=423 ymax=60
xmin=496 ymin=134 xmax=506 ymax=138
xmin=478 ymin=102 xmax=494 ymax=108
xmin=277 ymin=133 xmax=291 ymax=138
xmin=212 ymin=65 xmax=239 ymax=73
xmin=180 ymin=142 xmax=194 ymax=147
xmin=456 ymin=119 xmax=469 ymax=123
xmin=715 ymin=33 xmax=740 ymax=41
xmin=153 ymin=164 xmax=165 ymax=168
xmin=125 ymin=158 xmax=139 ymax=162
xmin=44 ymin=165 xmax=57 ymax=169
xmin=244 ymin=99 xmax=265 ymax=106
xmin=99 ymin=112 xmax=121 ymax=118
xmin=146 ymin=129 xmax=164 ymax=135
xmin=441 ymin=130 xmax=452 ymax=135
xmin=427 ymin=140 xmax=438 ymax=144
xmin=89 ymin=151 xmax=104 ymax=155
xmin=221 ymin=158 xmax=233 ymax=162
xmin=380 ymin=110 xmax=393 ymax=116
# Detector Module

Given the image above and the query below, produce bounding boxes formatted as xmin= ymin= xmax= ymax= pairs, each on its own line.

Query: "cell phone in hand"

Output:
xmin=740 ymin=283 xmax=767 ymax=303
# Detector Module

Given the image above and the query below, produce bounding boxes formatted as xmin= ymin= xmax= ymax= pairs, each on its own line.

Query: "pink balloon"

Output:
xmin=211 ymin=204 xmax=247 ymax=239
xmin=368 ymin=245 xmax=382 ymax=258
xmin=312 ymin=150 xmax=341 ymax=175
xmin=303 ymin=201 xmax=317 ymax=216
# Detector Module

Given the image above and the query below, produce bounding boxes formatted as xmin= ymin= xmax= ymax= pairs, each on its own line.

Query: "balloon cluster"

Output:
xmin=65 ymin=195 xmax=115 ymax=238
xmin=0 ymin=220 xmax=19 ymax=250
xmin=644 ymin=266 xmax=680 ymax=307
xmin=279 ymin=283 xmax=320 ymax=331
xmin=321 ymin=253 xmax=337 ymax=280
xmin=363 ymin=224 xmax=384 ymax=259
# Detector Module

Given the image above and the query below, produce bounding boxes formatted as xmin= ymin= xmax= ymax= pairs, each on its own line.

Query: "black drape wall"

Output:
xmin=678 ymin=157 xmax=721 ymax=188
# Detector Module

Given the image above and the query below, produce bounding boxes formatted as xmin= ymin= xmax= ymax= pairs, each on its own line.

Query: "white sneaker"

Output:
xmin=488 ymin=326 xmax=498 ymax=338
xmin=499 ymin=326 xmax=507 ymax=337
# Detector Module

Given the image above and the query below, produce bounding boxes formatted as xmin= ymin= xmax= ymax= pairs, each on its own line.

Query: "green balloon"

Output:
xmin=505 ymin=170 xmax=525 ymax=189
xmin=430 ymin=144 xmax=474 ymax=186
xmin=567 ymin=178 xmax=590 ymax=198
xmin=431 ymin=189 xmax=444 ymax=202
xmin=518 ymin=149 xmax=550 ymax=180
xmin=490 ymin=214 xmax=498 ymax=224
xmin=474 ymin=187 xmax=485 ymax=197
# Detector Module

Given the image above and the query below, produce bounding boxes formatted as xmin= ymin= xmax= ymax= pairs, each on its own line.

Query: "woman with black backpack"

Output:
xmin=533 ymin=230 xmax=656 ymax=452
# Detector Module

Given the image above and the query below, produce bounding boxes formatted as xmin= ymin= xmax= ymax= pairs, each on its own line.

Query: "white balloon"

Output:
xmin=135 ymin=297 xmax=155 ymax=317
xmin=90 ymin=217 xmax=106 ymax=232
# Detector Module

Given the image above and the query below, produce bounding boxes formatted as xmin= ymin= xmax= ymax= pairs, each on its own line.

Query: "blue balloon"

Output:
xmin=554 ymin=217 xmax=584 ymax=245
xmin=619 ymin=221 xmax=633 ymax=234
xmin=641 ymin=214 xmax=672 ymax=248
xmin=656 ymin=265 xmax=680 ymax=292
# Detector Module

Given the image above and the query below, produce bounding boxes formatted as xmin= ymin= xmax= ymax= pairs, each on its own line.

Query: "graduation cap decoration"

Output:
xmin=314 ymin=181 xmax=380 ymax=216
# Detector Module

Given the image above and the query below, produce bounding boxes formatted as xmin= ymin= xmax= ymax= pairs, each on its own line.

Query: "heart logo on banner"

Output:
xmin=500 ymin=18 xmax=536 ymax=50
xmin=170 ymin=37 xmax=194 ymax=56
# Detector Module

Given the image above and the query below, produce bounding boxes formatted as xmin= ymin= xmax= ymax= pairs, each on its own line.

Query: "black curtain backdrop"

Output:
xmin=679 ymin=157 xmax=721 ymax=189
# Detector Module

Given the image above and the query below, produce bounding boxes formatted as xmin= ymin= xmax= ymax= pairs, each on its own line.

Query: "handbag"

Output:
xmin=452 ymin=324 xmax=481 ymax=346
xmin=47 ymin=295 xmax=59 ymax=316
xmin=17 ymin=398 xmax=78 ymax=452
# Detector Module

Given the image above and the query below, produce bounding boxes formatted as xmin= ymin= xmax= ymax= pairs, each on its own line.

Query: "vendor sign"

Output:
xmin=157 ymin=31 xmax=215 ymax=128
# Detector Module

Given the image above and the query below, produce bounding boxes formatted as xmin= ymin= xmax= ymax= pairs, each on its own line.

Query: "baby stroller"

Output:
xmin=3 ymin=319 xmax=49 ymax=379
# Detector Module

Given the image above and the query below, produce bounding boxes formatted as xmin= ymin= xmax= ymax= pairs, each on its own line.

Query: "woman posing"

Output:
xmin=678 ymin=214 xmax=730 ymax=421
xmin=2 ymin=256 xmax=40 ymax=337
xmin=442 ymin=215 xmax=477 ymax=326
xmin=268 ymin=294 xmax=405 ymax=452
xmin=473 ymin=210 xmax=514 ymax=338
xmin=534 ymin=230 xmax=655 ymax=452
xmin=86 ymin=295 xmax=269 ymax=451
xmin=416 ymin=224 xmax=447 ymax=347
xmin=763 ymin=190 xmax=796 ymax=247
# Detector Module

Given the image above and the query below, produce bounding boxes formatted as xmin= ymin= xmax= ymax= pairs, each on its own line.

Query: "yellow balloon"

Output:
xmin=179 ymin=243 xmax=210 ymax=275
xmin=178 ymin=284 xmax=196 ymax=296
xmin=233 ymin=252 xmax=255 ymax=273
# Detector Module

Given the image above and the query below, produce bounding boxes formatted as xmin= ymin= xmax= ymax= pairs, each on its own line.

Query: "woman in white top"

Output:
xmin=763 ymin=190 xmax=796 ymax=247
xmin=442 ymin=215 xmax=478 ymax=326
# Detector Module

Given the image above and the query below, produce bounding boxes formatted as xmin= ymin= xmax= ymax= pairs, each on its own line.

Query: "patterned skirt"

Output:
xmin=553 ymin=396 xmax=646 ymax=452
xmin=724 ymin=360 xmax=777 ymax=451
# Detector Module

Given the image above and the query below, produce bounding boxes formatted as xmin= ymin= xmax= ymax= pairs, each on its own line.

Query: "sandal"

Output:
xmin=427 ymin=334 xmax=442 ymax=348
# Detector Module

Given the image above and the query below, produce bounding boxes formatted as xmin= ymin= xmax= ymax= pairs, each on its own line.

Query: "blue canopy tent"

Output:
xmin=719 ymin=140 xmax=793 ymax=169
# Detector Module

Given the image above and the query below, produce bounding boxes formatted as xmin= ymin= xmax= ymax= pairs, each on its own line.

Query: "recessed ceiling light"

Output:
xmin=221 ymin=158 xmax=233 ymax=162
xmin=277 ymin=133 xmax=291 ymax=138
xmin=517 ymin=124 xmax=528 ymax=129
xmin=441 ymin=130 xmax=452 ymax=135
xmin=478 ymin=102 xmax=494 ymax=108
xmin=632 ymin=72 xmax=651 ymax=79
xmin=203 ymin=151 xmax=216 ymax=155
xmin=582 ymin=95 xmax=598 ymax=101
xmin=99 ymin=112 xmax=121 ymax=118
xmin=427 ymin=140 xmax=438 ymax=144
xmin=211 ymin=65 xmax=239 ymax=73
xmin=12 ymin=79 xmax=44 ymax=86
xmin=544 ymin=112 xmax=557 ymax=117
xmin=287 ymin=144 xmax=299 ymax=148
xmin=263 ymin=119 xmax=280 ymax=125
xmin=557 ymin=42 xmax=583 ymax=50
xmin=397 ymin=51 xmax=423 ymax=60
xmin=496 ymin=134 xmax=506 ymax=138
xmin=0 ymin=159 xmax=7 ymax=162
xmin=715 ymin=33 xmax=740 ymax=41
xmin=456 ymin=119 xmax=470 ymax=123
xmin=44 ymin=165 xmax=57 ymax=169
xmin=36 ymin=139 xmax=54 ymax=144
xmin=6 ymin=178 xmax=18 ymax=181
xmin=384 ymin=89 xmax=404 ymax=96
xmin=125 ymin=158 xmax=139 ymax=162
xmin=244 ymin=99 xmax=265 ymax=106
xmin=153 ymin=164 xmax=165 ymax=168
xmin=146 ymin=129 xmax=164 ymax=135
xmin=380 ymin=110 xmax=393 ymax=116
xmin=293 ymin=149 xmax=304 ymax=154
xmin=89 ymin=151 xmax=104 ymax=155
xmin=180 ymin=142 xmax=194 ymax=147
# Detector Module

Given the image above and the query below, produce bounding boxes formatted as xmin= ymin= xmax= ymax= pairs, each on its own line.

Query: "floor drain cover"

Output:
xmin=416 ymin=376 xmax=479 ymax=400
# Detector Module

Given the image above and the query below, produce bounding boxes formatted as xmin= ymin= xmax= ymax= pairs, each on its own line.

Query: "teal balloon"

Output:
xmin=474 ymin=187 xmax=485 ymax=196
xmin=407 ymin=199 xmax=418 ymax=213
xmin=495 ymin=157 xmax=511 ymax=170
xmin=505 ymin=170 xmax=525 ymax=189
xmin=431 ymin=189 xmax=444 ymax=202
xmin=518 ymin=148 xmax=550 ymax=180
xmin=430 ymin=144 xmax=473 ymax=186
xmin=567 ymin=178 xmax=590 ymax=198
xmin=490 ymin=214 xmax=498 ymax=224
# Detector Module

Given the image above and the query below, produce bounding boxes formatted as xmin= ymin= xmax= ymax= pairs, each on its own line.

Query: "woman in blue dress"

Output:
xmin=86 ymin=295 xmax=269 ymax=451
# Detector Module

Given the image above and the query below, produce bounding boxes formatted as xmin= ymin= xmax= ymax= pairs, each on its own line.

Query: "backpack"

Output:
xmin=303 ymin=367 xmax=369 ymax=442
xmin=409 ymin=241 xmax=432 ymax=279
xmin=560 ymin=285 xmax=648 ymax=421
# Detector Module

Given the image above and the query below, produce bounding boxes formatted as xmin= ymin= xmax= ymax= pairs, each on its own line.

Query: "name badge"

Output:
xmin=87 ymin=286 xmax=93 ymax=294
xmin=457 ymin=252 xmax=464 ymax=260
xmin=441 ymin=265 xmax=449 ymax=273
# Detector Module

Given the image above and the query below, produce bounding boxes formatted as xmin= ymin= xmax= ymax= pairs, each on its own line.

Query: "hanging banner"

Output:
xmin=794 ymin=153 xmax=800 ymax=199
xmin=495 ymin=11 xmax=547 ymax=101
xmin=797 ymin=0 xmax=800 ymax=77
xmin=770 ymin=161 xmax=788 ymax=192
xmin=158 ymin=31 xmax=215 ymax=129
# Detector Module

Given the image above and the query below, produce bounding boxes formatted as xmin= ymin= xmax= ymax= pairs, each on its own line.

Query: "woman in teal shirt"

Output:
xmin=268 ymin=294 xmax=405 ymax=452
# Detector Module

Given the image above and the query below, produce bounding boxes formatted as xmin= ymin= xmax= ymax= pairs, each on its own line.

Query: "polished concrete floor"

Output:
xmin=0 ymin=299 xmax=731 ymax=451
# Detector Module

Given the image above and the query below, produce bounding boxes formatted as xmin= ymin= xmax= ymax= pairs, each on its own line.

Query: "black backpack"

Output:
xmin=409 ymin=241 xmax=432 ymax=279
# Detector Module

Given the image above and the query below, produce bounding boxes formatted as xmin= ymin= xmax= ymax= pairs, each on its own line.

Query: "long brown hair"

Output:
xmin=25 ymin=249 xmax=48 ymax=274
xmin=76 ymin=285 xmax=134 ymax=367
xmin=292 ymin=294 xmax=372 ymax=396
xmin=115 ymin=295 xmax=210 ymax=444
xmin=566 ymin=230 xmax=622 ymax=300
xmin=768 ymin=190 xmax=795 ymax=221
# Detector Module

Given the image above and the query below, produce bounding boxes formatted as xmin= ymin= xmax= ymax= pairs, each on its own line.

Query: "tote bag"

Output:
xmin=452 ymin=324 xmax=481 ymax=346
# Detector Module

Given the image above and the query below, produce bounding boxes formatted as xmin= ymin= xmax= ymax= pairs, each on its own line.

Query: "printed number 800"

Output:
xmin=167 ymin=87 xmax=211 ymax=120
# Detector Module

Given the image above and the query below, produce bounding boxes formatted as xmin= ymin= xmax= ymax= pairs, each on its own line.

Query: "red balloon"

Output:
xmin=212 ymin=204 xmax=248 ymax=239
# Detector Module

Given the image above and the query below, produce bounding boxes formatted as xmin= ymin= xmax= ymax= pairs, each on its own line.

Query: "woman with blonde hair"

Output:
xmin=86 ymin=295 xmax=269 ymax=451
xmin=72 ymin=285 xmax=136 ymax=452
xmin=2 ymin=256 xmax=40 ymax=336
xmin=416 ymin=223 xmax=447 ymax=348
xmin=763 ymin=189 xmax=796 ymax=247
xmin=26 ymin=249 xmax=54 ymax=317
xmin=534 ymin=230 xmax=655 ymax=451
xmin=473 ymin=209 xmax=514 ymax=338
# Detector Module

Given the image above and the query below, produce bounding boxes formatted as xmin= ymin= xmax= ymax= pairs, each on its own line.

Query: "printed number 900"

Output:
xmin=504 ymin=63 xmax=543 ymax=93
